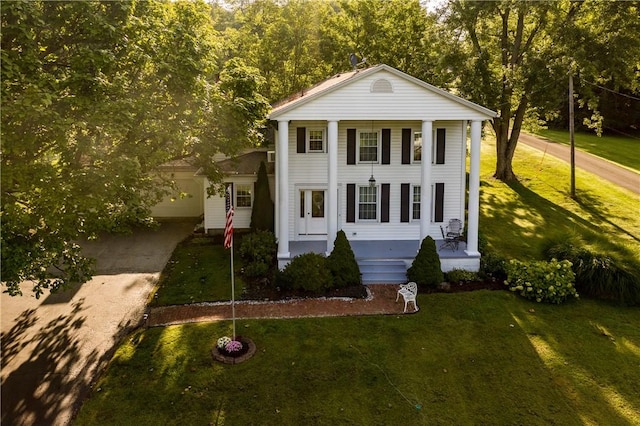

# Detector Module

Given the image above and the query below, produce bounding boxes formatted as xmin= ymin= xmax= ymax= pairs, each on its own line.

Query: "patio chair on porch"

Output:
xmin=439 ymin=218 xmax=462 ymax=251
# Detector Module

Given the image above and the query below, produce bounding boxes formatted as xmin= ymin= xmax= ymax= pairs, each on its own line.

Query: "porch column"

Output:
xmin=277 ymin=120 xmax=290 ymax=259
xmin=326 ymin=120 xmax=339 ymax=255
xmin=420 ymin=120 xmax=433 ymax=241
xmin=465 ymin=120 xmax=482 ymax=256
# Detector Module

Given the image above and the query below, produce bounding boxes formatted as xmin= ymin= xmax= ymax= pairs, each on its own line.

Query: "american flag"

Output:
xmin=224 ymin=184 xmax=234 ymax=249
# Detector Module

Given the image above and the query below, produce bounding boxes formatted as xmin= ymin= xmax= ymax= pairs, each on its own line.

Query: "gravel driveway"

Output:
xmin=1 ymin=221 xmax=195 ymax=426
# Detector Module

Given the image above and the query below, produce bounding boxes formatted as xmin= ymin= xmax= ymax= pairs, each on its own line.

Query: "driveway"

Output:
xmin=519 ymin=132 xmax=640 ymax=194
xmin=1 ymin=220 xmax=195 ymax=426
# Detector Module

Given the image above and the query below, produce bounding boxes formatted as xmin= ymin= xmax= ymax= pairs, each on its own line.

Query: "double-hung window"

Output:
xmin=412 ymin=185 xmax=421 ymax=220
xmin=308 ymin=129 xmax=324 ymax=152
xmin=358 ymin=186 xmax=377 ymax=220
xmin=236 ymin=184 xmax=252 ymax=208
xmin=359 ymin=132 xmax=378 ymax=162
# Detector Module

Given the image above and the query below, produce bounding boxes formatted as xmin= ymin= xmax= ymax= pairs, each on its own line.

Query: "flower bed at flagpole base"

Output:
xmin=212 ymin=336 xmax=256 ymax=365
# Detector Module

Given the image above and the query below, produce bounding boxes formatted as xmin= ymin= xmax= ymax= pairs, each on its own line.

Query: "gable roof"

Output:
xmin=269 ymin=64 xmax=496 ymax=119
xmin=216 ymin=151 xmax=274 ymax=175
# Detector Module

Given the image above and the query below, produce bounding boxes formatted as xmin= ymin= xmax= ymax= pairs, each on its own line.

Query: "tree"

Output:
xmin=327 ymin=230 xmax=361 ymax=288
xmin=250 ymin=161 xmax=274 ymax=231
xmin=1 ymin=0 xmax=269 ymax=297
xmin=407 ymin=236 xmax=443 ymax=288
xmin=440 ymin=0 xmax=563 ymax=181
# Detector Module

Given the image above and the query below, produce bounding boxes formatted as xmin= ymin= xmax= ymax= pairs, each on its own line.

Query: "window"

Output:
xmin=359 ymin=132 xmax=378 ymax=162
xmin=309 ymin=129 xmax=324 ymax=152
xmin=413 ymin=132 xmax=422 ymax=162
xmin=412 ymin=186 xmax=421 ymax=220
xmin=358 ymin=186 xmax=377 ymax=220
xmin=236 ymin=184 xmax=252 ymax=207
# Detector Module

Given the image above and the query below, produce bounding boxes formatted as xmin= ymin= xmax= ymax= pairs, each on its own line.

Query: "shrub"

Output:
xmin=278 ymin=253 xmax=332 ymax=293
xmin=407 ymin=236 xmax=444 ymax=288
xmin=480 ymin=251 xmax=508 ymax=280
xmin=445 ymin=269 xmax=479 ymax=283
xmin=327 ymin=230 xmax=361 ymax=288
xmin=505 ymin=259 xmax=578 ymax=304
xmin=542 ymin=236 xmax=640 ymax=306
xmin=238 ymin=231 xmax=277 ymax=280
xmin=250 ymin=161 xmax=274 ymax=232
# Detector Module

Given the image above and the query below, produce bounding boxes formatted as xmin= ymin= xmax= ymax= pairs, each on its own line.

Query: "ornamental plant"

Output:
xmin=225 ymin=340 xmax=243 ymax=353
xmin=505 ymin=259 xmax=578 ymax=304
xmin=407 ymin=236 xmax=444 ymax=288
xmin=327 ymin=230 xmax=361 ymax=288
xmin=217 ymin=336 xmax=232 ymax=350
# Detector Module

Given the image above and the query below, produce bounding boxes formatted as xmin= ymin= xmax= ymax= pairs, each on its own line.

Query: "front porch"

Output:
xmin=284 ymin=239 xmax=481 ymax=284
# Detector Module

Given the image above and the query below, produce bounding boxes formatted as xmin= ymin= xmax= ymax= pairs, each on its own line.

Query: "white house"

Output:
xmin=267 ymin=64 xmax=496 ymax=283
xmin=203 ymin=149 xmax=275 ymax=232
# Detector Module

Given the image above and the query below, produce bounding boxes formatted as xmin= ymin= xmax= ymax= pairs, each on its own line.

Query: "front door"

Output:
xmin=298 ymin=189 xmax=326 ymax=235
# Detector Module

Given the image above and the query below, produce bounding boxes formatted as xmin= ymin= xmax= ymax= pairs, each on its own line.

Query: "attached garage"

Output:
xmin=150 ymin=160 xmax=204 ymax=219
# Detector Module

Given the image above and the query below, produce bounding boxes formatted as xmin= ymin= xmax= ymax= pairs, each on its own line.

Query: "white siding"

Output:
xmin=275 ymin=70 xmax=490 ymax=121
xmin=283 ymin=120 xmax=467 ymax=241
xmin=204 ymin=176 xmax=275 ymax=232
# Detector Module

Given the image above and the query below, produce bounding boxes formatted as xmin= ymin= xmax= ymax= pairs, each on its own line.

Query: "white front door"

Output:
xmin=298 ymin=189 xmax=326 ymax=235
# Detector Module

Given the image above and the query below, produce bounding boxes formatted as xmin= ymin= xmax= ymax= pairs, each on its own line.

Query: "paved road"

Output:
xmin=519 ymin=132 xmax=640 ymax=194
xmin=1 ymin=221 xmax=195 ymax=426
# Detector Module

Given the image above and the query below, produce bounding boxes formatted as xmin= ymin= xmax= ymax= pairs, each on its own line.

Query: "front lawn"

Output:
xmin=76 ymin=291 xmax=640 ymax=425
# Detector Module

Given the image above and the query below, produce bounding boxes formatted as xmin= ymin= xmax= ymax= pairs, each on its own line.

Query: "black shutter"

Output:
xmin=382 ymin=129 xmax=391 ymax=164
xmin=346 ymin=184 xmax=356 ymax=222
xmin=381 ymin=183 xmax=390 ymax=222
xmin=436 ymin=128 xmax=446 ymax=164
xmin=347 ymin=129 xmax=356 ymax=164
xmin=297 ymin=127 xmax=306 ymax=153
xmin=401 ymin=128 xmax=411 ymax=164
xmin=400 ymin=183 xmax=410 ymax=223
xmin=434 ymin=182 xmax=445 ymax=222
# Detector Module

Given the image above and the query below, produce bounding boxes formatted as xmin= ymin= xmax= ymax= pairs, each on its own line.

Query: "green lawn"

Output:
xmin=479 ymin=135 xmax=640 ymax=265
xmin=151 ymin=236 xmax=244 ymax=306
xmin=532 ymin=129 xmax=640 ymax=172
xmin=75 ymin=291 xmax=640 ymax=425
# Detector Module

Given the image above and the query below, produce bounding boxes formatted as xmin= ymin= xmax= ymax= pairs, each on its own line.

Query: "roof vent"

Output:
xmin=371 ymin=78 xmax=393 ymax=93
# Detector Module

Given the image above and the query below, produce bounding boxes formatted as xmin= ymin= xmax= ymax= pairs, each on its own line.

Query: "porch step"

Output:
xmin=358 ymin=260 xmax=407 ymax=284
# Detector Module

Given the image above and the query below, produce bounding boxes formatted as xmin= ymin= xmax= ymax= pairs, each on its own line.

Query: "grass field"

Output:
xmin=75 ymin=291 xmax=640 ymax=425
xmin=532 ymin=129 xmax=640 ymax=172
xmin=479 ymin=135 xmax=640 ymax=265
xmin=76 ymin=130 xmax=640 ymax=424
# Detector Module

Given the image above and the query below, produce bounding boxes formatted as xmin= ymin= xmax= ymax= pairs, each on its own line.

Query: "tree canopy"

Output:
xmin=1 ymin=0 xmax=269 ymax=297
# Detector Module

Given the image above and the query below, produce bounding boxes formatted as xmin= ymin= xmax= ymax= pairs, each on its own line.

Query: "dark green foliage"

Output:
xmin=445 ymin=269 xmax=479 ymax=283
xmin=238 ymin=230 xmax=277 ymax=280
xmin=542 ymin=235 xmax=640 ymax=306
xmin=327 ymin=230 xmax=361 ymax=288
xmin=278 ymin=253 xmax=332 ymax=293
xmin=407 ymin=236 xmax=444 ymax=288
xmin=480 ymin=252 xmax=508 ymax=281
xmin=250 ymin=161 xmax=274 ymax=232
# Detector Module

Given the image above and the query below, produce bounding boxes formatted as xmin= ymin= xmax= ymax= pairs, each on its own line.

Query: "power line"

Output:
xmin=582 ymin=80 xmax=640 ymax=101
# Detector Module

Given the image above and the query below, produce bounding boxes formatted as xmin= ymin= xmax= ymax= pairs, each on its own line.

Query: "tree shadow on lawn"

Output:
xmin=480 ymin=179 xmax=638 ymax=262
xmin=508 ymin=301 xmax=640 ymax=425
xmin=1 ymin=300 xmax=100 ymax=426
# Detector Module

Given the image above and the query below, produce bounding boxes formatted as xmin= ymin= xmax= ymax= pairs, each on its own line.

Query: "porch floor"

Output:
xmin=289 ymin=239 xmax=469 ymax=260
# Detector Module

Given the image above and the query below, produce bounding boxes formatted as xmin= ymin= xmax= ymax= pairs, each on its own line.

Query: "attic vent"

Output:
xmin=371 ymin=78 xmax=393 ymax=93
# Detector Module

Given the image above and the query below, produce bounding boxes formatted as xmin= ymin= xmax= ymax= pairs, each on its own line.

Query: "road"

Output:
xmin=519 ymin=132 xmax=640 ymax=194
xmin=1 ymin=221 xmax=195 ymax=426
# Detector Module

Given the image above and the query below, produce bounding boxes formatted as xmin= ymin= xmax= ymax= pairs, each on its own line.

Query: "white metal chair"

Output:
xmin=396 ymin=282 xmax=419 ymax=313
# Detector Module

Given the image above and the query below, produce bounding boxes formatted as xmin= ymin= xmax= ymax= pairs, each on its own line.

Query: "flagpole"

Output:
xmin=230 ymin=236 xmax=236 ymax=340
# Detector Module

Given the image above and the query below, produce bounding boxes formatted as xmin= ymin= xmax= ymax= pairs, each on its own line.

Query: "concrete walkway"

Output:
xmin=519 ymin=132 xmax=640 ymax=194
xmin=1 ymin=221 xmax=195 ymax=426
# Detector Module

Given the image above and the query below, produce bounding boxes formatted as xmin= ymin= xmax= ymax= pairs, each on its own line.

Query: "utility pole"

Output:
xmin=569 ymin=72 xmax=576 ymax=199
